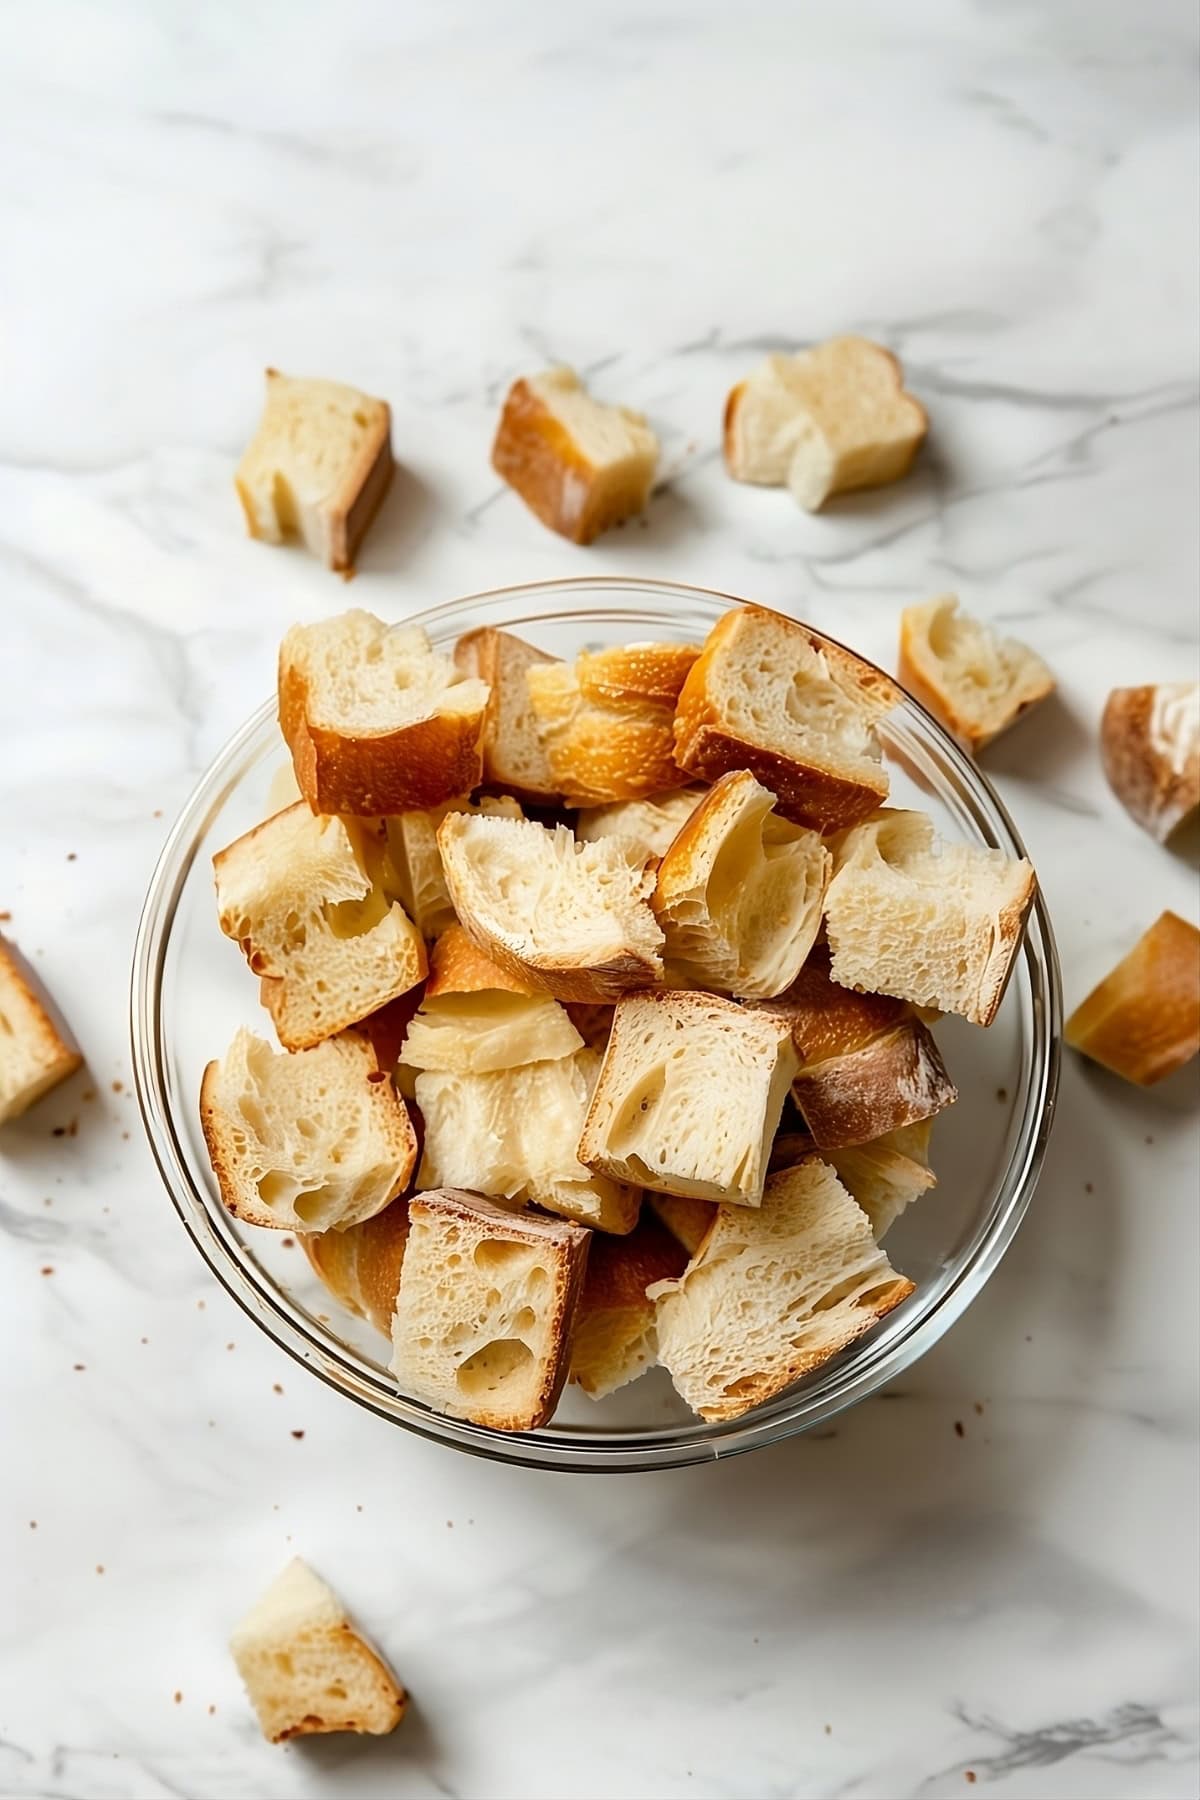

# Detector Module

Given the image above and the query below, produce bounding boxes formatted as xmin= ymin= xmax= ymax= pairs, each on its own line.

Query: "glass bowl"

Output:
xmin=131 ymin=578 xmax=1061 ymax=1472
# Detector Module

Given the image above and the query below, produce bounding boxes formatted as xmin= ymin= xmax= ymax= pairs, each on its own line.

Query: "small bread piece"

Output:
xmin=570 ymin=1213 xmax=688 ymax=1399
xmin=302 ymin=1201 xmax=410 ymax=1335
xmin=648 ymin=1157 xmax=915 ymax=1421
xmin=1101 ymin=684 xmax=1200 ymax=843
xmin=200 ymin=1028 xmax=415 ymax=1232
xmin=386 ymin=795 xmax=523 ymax=941
xmin=390 ymin=1188 xmax=590 ymax=1430
xmin=213 ymin=804 xmax=426 ymax=1050
xmin=576 ymin=788 xmax=705 ymax=862
xmin=234 ymin=371 xmax=394 ymax=573
xmin=527 ymin=643 xmax=699 ymax=806
xmin=453 ymin=627 xmax=561 ymax=803
xmin=437 ymin=812 xmax=663 ymax=1003
xmin=0 ymin=936 xmax=83 ymax=1124
xmin=279 ymin=610 xmax=490 ymax=816
xmin=723 ymin=339 xmax=927 ymax=511
xmin=899 ymin=595 xmax=1055 ymax=750
xmin=1065 ymin=911 xmax=1200 ymax=1086
xmin=825 ymin=809 xmax=1035 ymax=1027
xmin=491 ymin=366 xmax=659 ymax=544
xmin=673 ymin=605 xmax=899 ymax=833
xmin=648 ymin=1193 xmax=718 ymax=1256
xmin=579 ymin=991 xmax=799 ymax=1206
xmin=230 ymin=1557 xmax=405 ymax=1742
xmin=653 ymin=771 xmax=831 ymax=998
xmin=826 ymin=1123 xmax=936 ymax=1242
xmin=402 ymin=925 xmax=583 ymax=1073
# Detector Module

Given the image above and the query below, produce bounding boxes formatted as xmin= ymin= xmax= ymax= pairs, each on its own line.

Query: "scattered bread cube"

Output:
xmin=0 ymin=935 xmax=82 ymax=1125
xmin=648 ymin=1193 xmax=718 ymax=1256
xmin=453 ymin=627 xmax=561 ymax=803
xmin=898 ymin=595 xmax=1054 ymax=751
xmin=401 ymin=925 xmax=583 ymax=1073
xmin=570 ymin=1212 xmax=688 ymax=1399
xmin=576 ymin=787 xmax=705 ymax=862
xmin=437 ymin=812 xmax=664 ymax=1002
xmin=235 ymin=371 xmax=393 ymax=573
xmin=526 ymin=642 xmax=698 ymax=806
xmin=229 ymin=1557 xmax=405 ymax=1742
xmin=579 ymin=991 xmax=799 ymax=1206
xmin=302 ymin=1201 xmax=411 ymax=1336
xmin=200 ymin=1028 xmax=415 ymax=1231
xmin=213 ymin=804 xmax=426 ymax=1050
xmin=390 ymin=1189 xmax=590 ymax=1430
xmin=1101 ymin=683 xmax=1200 ymax=844
xmin=825 ymin=809 xmax=1035 ymax=1027
xmin=673 ymin=605 xmax=899 ymax=833
xmin=648 ymin=1156 xmax=914 ymax=1420
xmin=723 ymin=337 xmax=927 ymax=511
xmin=278 ymin=610 xmax=490 ymax=816
xmin=1065 ymin=911 xmax=1200 ymax=1086
xmin=386 ymin=795 xmax=523 ymax=941
xmin=491 ymin=366 xmax=658 ymax=543
xmin=825 ymin=1121 xmax=937 ymax=1242
xmin=653 ymin=770 xmax=831 ymax=998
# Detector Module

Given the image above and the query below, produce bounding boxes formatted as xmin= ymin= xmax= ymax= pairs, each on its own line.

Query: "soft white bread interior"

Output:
xmin=1065 ymin=910 xmax=1200 ymax=1086
xmin=279 ymin=610 xmax=490 ymax=816
xmin=200 ymin=1027 xmax=416 ymax=1232
xmin=229 ymin=1556 xmax=405 ymax=1742
xmin=647 ymin=1193 xmax=718 ymax=1256
xmin=453 ymin=627 xmax=561 ymax=803
xmin=825 ymin=809 xmax=1035 ymax=1027
xmin=526 ymin=643 xmax=698 ymax=806
xmin=386 ymin=794 xmax=522 ymax=941
xmin=652 ymin=770 xmax=831 ymax=998
xmin=213 ymin=804 xmax=426 ymax=1050
xmin=570 ymin=1212 xmax=688 ymax=1399
xmin=234 ymin=371 xmax=394 ymax=572
xmin=401 ymin=924 xmax=583 ymax=1073
xmin=1101 ymin=683 xmax=1200 ymax=843
xmin=491 ymin=366 xmax=659 ymax=544
xmin=266 ymin=761 xmax=302 ymax=815
xmin=0 ymin=935 xmax=83 ymax=1125
xmin=437 ymin=812 xmax=664 ymax=1003
xmin=648 ymin=1156 xmax=915 ymax=1420
xmin=579 ymin=991 xmax=799 ymax=1207
xmin=899 ymin=595 xmax=1054 ymax=750
xmin=672 ymin=605 xmax=899 ymax=833
xmin=576 ymin=788 xmax=706 ymax=862
xmin=826 ymin=1122 xmax=936 ymax=1242
xmin=302 ymin=1201 xmax=410 ymax=1335
xmin=390 ymin=1188 xmax=590 ymax=1430
xmin=723 ymin=338 xmax=927 ymax=512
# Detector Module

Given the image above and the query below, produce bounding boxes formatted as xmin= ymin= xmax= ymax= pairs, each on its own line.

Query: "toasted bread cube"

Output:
xmin=213 ymin=803 xmax=426 ymax=1050
xmin=453 ymin=627 xmax=561 ymax=803
xmin=579 ymin=991 xmax=799 ymax=1207
xmin=899 ymin=595 xmax=1054 ymax=751
xmin=576 ymin=787 xmax=706 ymax=862
xmin=1066 ymin=911 xmax=1200 ymax=1086
xmin=302 ymin=1201 xmax=411 ymax=1336
xmin=570 ymin=1213 xmax=688 ymax=1399
xmin=526 ymin=642 xmax=698 ymax=806
xmin=401 ymin=925 xmax=583 ymax=1074
xmin=648 ymin=1157 xmax=915 ymax=1421
xmin=825 ymin=1121 xmax=937 ymax=1242
xmin=491 ymin=367 xmax=658 ymax=544
xmin=673 ymin=605 xmax=899 ymax=834
xmin=1101 ymin=684 xmax=1200 ymax=843
xmin=825 ymin=809 xmax=1035 ymax=1027
xmin=0 ymin=936 xmax=82 ymax=1124
xmin=278 ymin=611 xmax=490 ymax=816
xmin=390 ymin=1189 xmax=590 ymax=1430
xmin=385 ymin=795 xmax=522 ymax=941
xmin=230 ymin=1557 xmax=405 ymax=1742
xmin=235 ymin=371 xmax=393 ymax=572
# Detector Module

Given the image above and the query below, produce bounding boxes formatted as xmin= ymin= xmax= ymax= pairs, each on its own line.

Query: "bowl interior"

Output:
xmin=133 ymin=579 xmax=1059 ymax=1471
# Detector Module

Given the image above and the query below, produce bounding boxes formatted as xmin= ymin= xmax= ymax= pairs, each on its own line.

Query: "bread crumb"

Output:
xmin=1085 ymin=1181 xmax=1094 ymax=1194
xmin=43 ymin=1197 xmax=52 ymax=1207
xmin=197 ymin=1300 xmax=205 ymax=1310
xmin=173 ymin=1691 xmax=182 ymax=1704
xmin=82 ymin=1088 xmax=96 ymax=1103
xmin=40 ymin=1266 xmax=54 ymax=1276
xmin=73 ymin=1363 xmax=85 ymax=1372
xmin=67 ymin=1118 xmax=78 ymax=1137
xmin=208 ymin=1704 xmax=215 ymax=1715
xmin=0 ymin=911 xmax=10 ymax=921
xmin=29 ymin=1520 xmax=36 ymax=1529
xmin=226 ymin=1342 xmax=236 ymax=1351
xmin=67 ymin=853 xmax=77 ymax=862
xmin=965 ymin=1776 xmax=976 ymax=1786
xmin=272 ymin=1383 xmax=283 ymax=1394
xmin=52 ymin=1126 xmax=65 ymax=1137
xmin=121 ymin=1131 xmax=130 ymax=1140
xmin=954 ymin=1420 xmax=965 ymax=1438
xmin=112 ymin=1079 xmax=124 ymax=1094
xmin=973 ymin=1401 xmax=984 ymax=1415
xmin=356 ymin=1504 xmax=363 ymax=1512
xmin=280 ymin=1236 xmax=295 ymax=1248
xmin=96 ymin=1564 xmax=104 ymax=1574
xmin=291 ymin=1429 xmax=305 ymax=1440
xmin=154 ymin=809 xmax=163 ymax=819
xmin=1144 ymin=1134 xmax=1154 ymax=1144
xmin=824 ymin=1724 xmax=832 ymax=1735
xmin=995 ymin=1086 xmax=1007 ymax=1102
xmin=140 ymin=1337 xmax=149 ymax=1345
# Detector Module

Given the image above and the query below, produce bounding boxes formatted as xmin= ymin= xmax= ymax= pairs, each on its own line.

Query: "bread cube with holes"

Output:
xmin=579 ymin=991 xmax=799 ymax=1207
xmin=0 ymin=934 xmax=83 ymax=1125
xmin=390 ymin=1189 xmax=590 ymax=1430
xmin=576 ymin=787 xmax=706 ymax=862
xmin=526 ymin=642 xmax=699 ymax=806
xmin=899 ymin=595 xmax=1054 ymax=750
xmin=386 ymin=795 xmax=523 ymax=942
xmin=491 ymin=367 xmax=658 ymax=544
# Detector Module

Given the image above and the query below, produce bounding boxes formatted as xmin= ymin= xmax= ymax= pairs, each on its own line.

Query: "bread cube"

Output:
xmin=526 ymin=642 xmax=698 ymax=806
xmin=899 ymin=595 xmax=1054 ymax=751
xmin=1066 ymin=911 xmax=1200 ymax=1086
xmin=453 ymin=627 xmax=561 ymax=803
xmin=0 ymin=935 xmax=82 ymax=1124
xmin=1101 ymin=683 xmax=1199 ymax=843
xmin=491 ymin=366 xmax=658 ymax=543
xmin=570 ymin=1213 xmax=688 ymax=1399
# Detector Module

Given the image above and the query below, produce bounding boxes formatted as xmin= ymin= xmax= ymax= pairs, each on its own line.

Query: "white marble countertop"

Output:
xmin=2 ymin=4 xmax=1197 ymax=1796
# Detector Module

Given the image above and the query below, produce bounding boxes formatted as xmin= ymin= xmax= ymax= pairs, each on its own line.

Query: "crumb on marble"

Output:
xmin=272 ymin=1383 xmax=283 ymax=1394
xmin=1144 ymin=1133 xmax=1154 ymax=1144
xmin=973 ymin=1401 xmax=984 ymax=1415
xmin=446 ymin=1519 xmax=453 ymax=1529
xmin=67 ymin=1118 xmax=78 ymax=1137
xmin=995 ymin=1086 xmax=1007 ymax=1102
xmin=208 ymin=1704 xmax=215 ymax=1715
xmin=43 ymin=1197 xmax=52 ymax=1207
xmin=140 ymin=1337 xmax=149 ymax=1345
xmin=291 ymin=1429 xmax=305 ymax=1440
xmin=112 ymin=1079 xmax=124 ymax=1094
xmin=121 ymin=1131 xmax=130 ymax=1141
xmin=1085 ymin=1181 xmax=1094 ymax=1193
xmin=824 ymin=1724 xmax=832 ymax=1735
xmin=67 ymin=853 xmax=77 ymax=862
xmin=96 ymin=1564 xmax=104 ymax=1574
xmin=173 ymin=1691 xmax=182 ymax=1704
xmin=29 ymin=1520 xmax=36 ymax=1530
xmin=52 ymin=1126 xmax=65 ymax=1137
xmin=197 ymin=1300 xmax=205 ymax=1310
xmin=954 ymin=1420 xmax=965 ymax=1438
xmin=281 ymin=1236 xmax=295 ymax=1248
xmin=153 ymin=809 xmax=163 ymax=819
xmin=226 ymin=1342 xmax=236 ymax=1351
xmin=73 ymin=1362 xmax=85 ymax=1372
xmin=356 ymin=1504 xmax=362 ymax=1512
xmin=965 ymin=1775 xmax=976 ymax=1786
xmin=40 ymin=1265 xmax=54 ymax=1276
xmin=0 ymin=911 xmax=10 ymax=921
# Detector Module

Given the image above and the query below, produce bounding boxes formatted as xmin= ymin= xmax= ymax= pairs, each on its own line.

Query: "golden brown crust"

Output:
xmin=529 ymin=644 xmax=699 ymax=806
xmin=425 ymin=923 xmax=543 ymax=999
xmin=570 ymin=1213 xmax=686 ymax=1397
xmin=897 ymin=601 xmax=1054 ymax=751
xmin=722 ymin=381 xmax=747 ymax=471
xmin=755 ymin=942 xmax=908 ymax=1060
xmin=790 ymin=1019 xmax=957 ymax=1149
xmin=453 ymin=626 xmax=562 ymax=804
xmin=1065 ymin=911 xmax=1200 ymax=1086
xmin=466 ymin=931 xmax=663 ymax=1006
xmin=1100 ymin=685 xmax=1200 ymax=843
xmin=0 ymin=934 xmax=83 ymax=1123
xmin=491 ymin=377 xmax=601 ymax=543
xmin=302 ymin=1201 xmax=411 ymax=1335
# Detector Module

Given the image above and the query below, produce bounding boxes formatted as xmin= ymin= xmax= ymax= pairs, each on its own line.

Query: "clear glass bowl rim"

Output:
xmin=130 ymin=575 xmax=1061 ymax=1473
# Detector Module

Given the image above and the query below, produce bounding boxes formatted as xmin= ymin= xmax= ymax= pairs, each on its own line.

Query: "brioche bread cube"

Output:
xmin=648 ymin=1193 xmax=718 ymax=1256
xmin=401 ymin=925 xmax=583 ymax=1074
xmin=0 ymin=935 xmax=82 ymax=1124
xmin=723 ymin=338 xmax=927 ymax=512
xmin=526 ymin=643 xmax=698 ymax=806
xmin=390 ymin=1189 xmax=590 ymax=1430
xmin=453 ymin=627 xmax=561 ymax=803
xmin=826 ymin=1122 xmax=937 ymax=1242
xmin=578 ymin=991 xmax=799 ymax=1207
xmin=570 ymin=1212 xmax=688 ymax=1399
xmin=576 ymin=787 xmax=705 ymax=862
xmin=302 ymin=1200 xmax=410 ymax=1336
xmin=1101 ymin=683 xmax=1200 ymax=844
xmin=491 ymin=367 xmax=658 ymax=544
xmin=213 ymin=803 xmax=426 ymax=1050
xmin=437 ymin=812 xmax=664 ymax=1003
xmin=673 ymin=605 xmax=899 ymax=833
xmin=653 ymin=770 xmax=831 ymax=998
xmin=279 ymin=610 xmax=490 ymax=816
xmin=1065 ymin=911 xmax=1200 ymax=1086
xmin=230 ymin=1557 xmax=405 ymax=1742
xmin=235 ymin=371 xmax=394 ymax=572
xmin=200 ymin=1028 xmax=415 ymax=1232
xmin=386 ymin=794 xmax=522 ymax=941
xmin=899 ymin=595 xmax=1054 ymax=750
xmin=825 ymin=809 xmax=1035 ymax=1027
xmin=648 ymin=1156 xmax=915 ymax=1420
